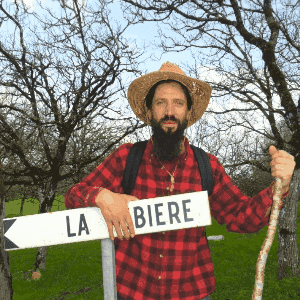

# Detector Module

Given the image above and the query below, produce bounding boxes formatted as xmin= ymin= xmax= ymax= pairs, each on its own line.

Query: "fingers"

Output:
xmin=106 ymin=220 xmax=115 ymax=241
xmin=127 ymin=215 xmax=135 ymax=239
xmin=126 ymin=196 xmax=137 ymax=237
xmin=120 ymin=220 xmax=132 ymax=240
xmin=103 ymin=194 xmax=138 ymax=241
xmin=116 ymin=211 xmax=135 ymax=240
xmin=109 ymin=217 xmax=124 ymax=241
xmin=107 ymin=218 xmax=133 ymax=241
xmin=271 ymin=151 xmax=294 ymax=161
xmin=104 ymin=217 xmax=120 ymax=241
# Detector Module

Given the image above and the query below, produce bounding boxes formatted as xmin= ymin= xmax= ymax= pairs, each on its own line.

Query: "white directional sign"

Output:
xmin=3 ymin=191 xmax=211 ymax=251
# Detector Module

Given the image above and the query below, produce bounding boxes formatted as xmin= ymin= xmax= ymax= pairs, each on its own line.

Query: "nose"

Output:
xmin=164 ymin=102 xmax=176 ymax=115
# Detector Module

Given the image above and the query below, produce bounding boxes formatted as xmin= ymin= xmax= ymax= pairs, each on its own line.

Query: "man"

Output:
xmin=65 ymin=62 xmax=295 ymax=300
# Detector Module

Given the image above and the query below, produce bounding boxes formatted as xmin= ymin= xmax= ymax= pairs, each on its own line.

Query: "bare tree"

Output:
xmin=0 ymin=0 xmax=147 ymax=281
xmin=245 ymin=119 xmax=300 ymax=280
xmin=1 ymin=116 xmax=113 ymax=216
xmin=120 ymin=0 xmax=300 ymax=281
xmin=0 ymin=162 xmax=13 ymax=299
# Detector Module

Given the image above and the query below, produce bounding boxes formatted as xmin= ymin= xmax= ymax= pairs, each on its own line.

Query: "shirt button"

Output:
xmin=160 ymin=254 xmax=163 ymax=258
xmin=158 ymin=276 xmax=161 ymax=280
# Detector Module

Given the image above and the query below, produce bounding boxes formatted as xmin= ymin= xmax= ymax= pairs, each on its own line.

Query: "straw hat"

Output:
xmin=128 ymin=61 xmax=211 ymax=128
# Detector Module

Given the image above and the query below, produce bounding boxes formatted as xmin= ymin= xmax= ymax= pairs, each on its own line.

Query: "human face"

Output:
xmin=151 ymin=82 xmax=190 ymax=133
xmin=148 ymin=82 xmax=191 ymax=162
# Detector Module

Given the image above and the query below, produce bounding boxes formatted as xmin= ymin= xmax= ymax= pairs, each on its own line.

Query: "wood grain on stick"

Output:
xmin=252 ymin=178 xmax=283 ymax=300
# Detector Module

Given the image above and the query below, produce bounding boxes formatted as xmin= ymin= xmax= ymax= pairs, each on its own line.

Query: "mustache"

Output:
xmin=161 ymin=116 xmax=178 ymax=123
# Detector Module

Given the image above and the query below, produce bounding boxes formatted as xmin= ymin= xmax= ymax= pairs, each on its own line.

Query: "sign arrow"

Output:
xmin=3 ymin=191 xmax=211 ymax=251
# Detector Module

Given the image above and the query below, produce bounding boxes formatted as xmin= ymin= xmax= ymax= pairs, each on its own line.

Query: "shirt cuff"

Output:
xmin=78 ymin=186 xmax=105 ymax=207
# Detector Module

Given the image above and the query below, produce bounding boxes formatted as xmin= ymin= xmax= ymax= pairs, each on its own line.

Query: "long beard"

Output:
xmin=150 ymin=117 xmax=188 ymax=162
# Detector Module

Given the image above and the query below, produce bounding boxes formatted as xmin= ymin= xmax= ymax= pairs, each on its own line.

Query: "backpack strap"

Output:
xmin=121 ymin=140 xmax=213 ymax=197
xmin=121 ymin=140 xmax=148 ymax=195
xmin=190 ymin=145 xmax=213 ymax=197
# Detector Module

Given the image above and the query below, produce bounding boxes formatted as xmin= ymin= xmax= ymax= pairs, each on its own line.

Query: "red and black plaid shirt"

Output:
xmin=64 ymin=137 xmax=288 ymax=300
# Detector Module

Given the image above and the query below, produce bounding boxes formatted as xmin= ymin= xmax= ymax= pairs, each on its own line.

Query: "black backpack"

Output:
xmin=121 ymin=140 xmax=213 ymax=197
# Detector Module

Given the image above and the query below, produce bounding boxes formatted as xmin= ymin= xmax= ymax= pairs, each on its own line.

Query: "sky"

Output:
xmin=2 ymin=0 xmax=290 ymax=173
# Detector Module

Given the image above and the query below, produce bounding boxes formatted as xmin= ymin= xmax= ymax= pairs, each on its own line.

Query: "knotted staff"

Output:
xmin=252 ymin=178 xmax=284 ymax=299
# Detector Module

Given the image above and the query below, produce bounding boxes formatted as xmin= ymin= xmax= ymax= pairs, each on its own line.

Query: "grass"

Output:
xmin=5 ymin=196 xmax=300 ymax=300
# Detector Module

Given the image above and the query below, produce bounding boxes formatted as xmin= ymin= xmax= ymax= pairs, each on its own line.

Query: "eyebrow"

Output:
xmin=155 ymin=98 xmax=185 ymax=102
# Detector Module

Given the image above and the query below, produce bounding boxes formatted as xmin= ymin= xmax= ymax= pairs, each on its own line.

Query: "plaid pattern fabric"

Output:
xmin=65 ymin=137 xmax=288 ymax=300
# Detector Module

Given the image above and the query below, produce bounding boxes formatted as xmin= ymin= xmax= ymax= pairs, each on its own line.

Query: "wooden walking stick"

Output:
xmin=252 ymin=178 xmax=284 ymax=300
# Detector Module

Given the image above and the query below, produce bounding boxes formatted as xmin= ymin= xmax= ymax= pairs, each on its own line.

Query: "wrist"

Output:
xmin=95 ymin=188 xmax=109 ymax=205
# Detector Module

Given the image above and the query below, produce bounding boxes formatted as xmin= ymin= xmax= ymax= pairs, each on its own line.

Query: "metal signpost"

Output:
xmin=3 ymin=191 xmax=211 ymax=300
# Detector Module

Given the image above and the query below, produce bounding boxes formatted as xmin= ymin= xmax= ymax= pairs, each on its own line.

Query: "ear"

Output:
xmin=186 ymin=110 xmax=191 ymax=122
xmin=146 ymin=109 xmax=152 ymax=123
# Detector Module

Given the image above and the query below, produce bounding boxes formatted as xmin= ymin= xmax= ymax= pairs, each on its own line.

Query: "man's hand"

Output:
xmin=95 ymin=189 xmax=139 ymax=241
xmin=269 ymin=145 xmax=296 ymax=195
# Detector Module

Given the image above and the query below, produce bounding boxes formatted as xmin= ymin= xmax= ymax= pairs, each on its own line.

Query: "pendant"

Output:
xmin=170 ymin=176 xmax=175 ymax=192
xmin=170 ymin=184 xmax=174 ymax=193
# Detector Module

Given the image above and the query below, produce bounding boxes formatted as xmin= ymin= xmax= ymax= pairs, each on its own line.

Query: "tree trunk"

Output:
xmin=277 ymin=169 xmax=300 ymax=280
xmin=0 ymin=165 xmax=13 ymax=300
xmin=34 ymin=180 xmax=58 ymax=272
xmin=34 ymin=246 xmax=48 ymax=271
xmin=19 ymin=193 xmax=27 ymax=217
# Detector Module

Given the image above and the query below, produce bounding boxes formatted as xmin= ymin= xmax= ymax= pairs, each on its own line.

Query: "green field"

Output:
xmin=5 ymin=196 xmax=300 ymax=300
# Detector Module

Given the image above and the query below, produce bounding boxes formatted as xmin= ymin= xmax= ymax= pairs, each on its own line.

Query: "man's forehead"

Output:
xmin=155 ymin=82 xmax=185 ymax=91
xmin=154 ymin=84 xmax=187 ymax=99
